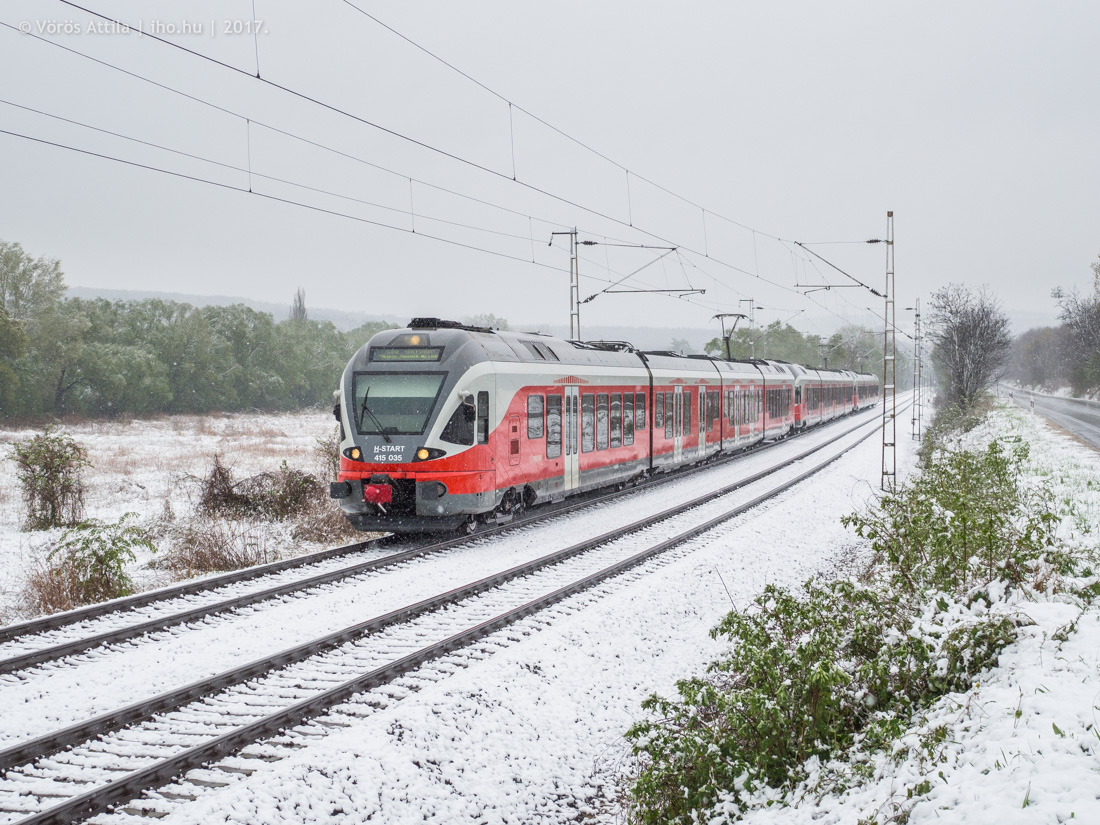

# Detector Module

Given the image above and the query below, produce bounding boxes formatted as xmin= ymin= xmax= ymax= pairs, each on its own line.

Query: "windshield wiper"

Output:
xmin=358 ymin=387 xmax=392 ymax=443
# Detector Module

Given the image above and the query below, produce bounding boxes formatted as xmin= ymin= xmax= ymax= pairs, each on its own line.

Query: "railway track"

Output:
xmin=0 ymin=406 xmax=884 ymax=678
xmin=0 ymin=401 xmax=904 ymax=825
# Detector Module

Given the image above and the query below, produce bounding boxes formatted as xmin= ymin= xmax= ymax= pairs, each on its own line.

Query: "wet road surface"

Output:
xmin=1002 ymin=386 xmax=1100 ymax=449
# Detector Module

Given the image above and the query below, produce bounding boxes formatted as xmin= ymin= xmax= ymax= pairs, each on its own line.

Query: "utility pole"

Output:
xmin=911 ymin=298 xmax=922 ymax=441
xmin=739 ymin=299 xmax=766 ymax=358
xmin=881 ymin=211 xmax=896 ymax=491
xmin=738 ymin=298 xmax=757 ymax=329
xmin=550 ymin=229 xmax=581 ymax=339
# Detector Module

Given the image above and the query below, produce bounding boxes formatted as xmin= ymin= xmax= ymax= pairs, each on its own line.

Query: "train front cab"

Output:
xmin=332 ymin=325 xmax=511 ymax=532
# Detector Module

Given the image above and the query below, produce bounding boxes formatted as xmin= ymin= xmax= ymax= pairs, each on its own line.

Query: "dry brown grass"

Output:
xmin=158 ymin=518 xmax=274 ymax=575
xmin=291 ymin=500 xmax=361 ymax=544
xmin=94 ymin=447 xmax=139 ymax=477
xmin=314 ymin=426 xmax=341 ymax=482
xmin=25 ymin=561 xmax=81 ymax=615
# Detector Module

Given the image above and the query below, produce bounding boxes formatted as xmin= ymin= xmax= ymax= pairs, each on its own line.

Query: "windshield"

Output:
xmin=352 ymin=372 xmax=446 ymax=435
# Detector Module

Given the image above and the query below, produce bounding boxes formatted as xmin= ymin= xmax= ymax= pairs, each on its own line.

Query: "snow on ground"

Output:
xmin=147 ymin=419 xmax=921 ymax=824
xmin=12 ymin=400 xmax=1098 ymax=824
xmin=0 ymin=411 xmax=336 ymax=623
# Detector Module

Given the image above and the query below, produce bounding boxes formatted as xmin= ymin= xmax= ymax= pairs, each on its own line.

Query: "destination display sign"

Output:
xmin=370 ymin=347 xmax=444 ymax=362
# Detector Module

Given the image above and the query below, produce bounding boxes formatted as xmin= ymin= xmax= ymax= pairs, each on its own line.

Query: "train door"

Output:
xmin=564 ymin=386 xmax=580 ymax=491
xmin=673 ymin=386 xmax=683 ymax=462
xmin=697 ymin=387 xmax=706 ymax=458
xmin=733 ymin=388 xmax=741 ymax=447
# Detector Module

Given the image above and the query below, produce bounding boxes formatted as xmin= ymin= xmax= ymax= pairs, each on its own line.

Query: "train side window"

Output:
xmin=654 ymin=392 xmax=664 ymax=431
xmin=581 ymin=394 xmax=595 ymax=452
xmin=635 ymin=392 xmax=646 ymax=430
xmin=623 ymin=395 xmax=634 ymax=445
xmin=527 ymin=394 xmax=545 ymax=439
xmin=440 ymin=399 xmax=475 ymax=446
xmin=684 ymin=392 xmax=692 ymax=435
xmin=610 ymin=393 xmax=623 ymax=448
xmin=546 ymin=395 xmax=562 ymax=459
xmin=596 ymin=393 xmax=609 ymax=450
xmin=476 ymin=391 xmax=490 ymax=444
xmin=665 ymin=392 xmax=674 ymax=438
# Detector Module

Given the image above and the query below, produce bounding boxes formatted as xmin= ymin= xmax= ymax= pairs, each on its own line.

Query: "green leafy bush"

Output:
xmin=26 ymin=513 xmax=155 ymax=614
xmin=626 ymin=581 xmax=1020 ymax=824
xmin=626 ymin=436 xmax=1062 ymax=824
xmin=9 ymin=426 xmax=89 ymax=530
xmin=843 ymin=439 xmax=1063 ymax=597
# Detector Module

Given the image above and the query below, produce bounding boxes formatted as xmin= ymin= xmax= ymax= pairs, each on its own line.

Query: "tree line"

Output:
xmin=0 ymin=239 xmax=391 ymax=419
xmin=703 ymin=320 xmax=896 ymax=380
xmin=1011 ymin=256 xmax=1100 ymax=394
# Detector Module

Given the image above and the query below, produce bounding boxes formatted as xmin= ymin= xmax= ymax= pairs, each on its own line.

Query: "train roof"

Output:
xmin=354 ymin=319 xmax=880 ymax=384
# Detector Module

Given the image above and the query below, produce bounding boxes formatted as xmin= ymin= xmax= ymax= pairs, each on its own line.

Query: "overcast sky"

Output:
xmin=1 ymin=0 xmax=1097 ymax=342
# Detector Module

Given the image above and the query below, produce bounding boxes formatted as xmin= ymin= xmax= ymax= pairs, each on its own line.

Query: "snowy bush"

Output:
xmin=26 ymin=513 xmax=155 ymax=613
xmin=625 ymin=434 xmax=1065 ymax=824
xmin=625 ymin=582 xmax=1022 ymax=824
xmin=197 ymin=455 xmax=322 ymax=521
xmin=843 ymin=438 xmax=1065 ymax=598
xmin=9 ymin=426 xmax=89 ymax=530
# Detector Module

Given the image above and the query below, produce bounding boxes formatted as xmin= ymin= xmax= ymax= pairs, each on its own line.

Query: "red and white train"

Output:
xmin=330 ymin=318 xmax=880 ymax=533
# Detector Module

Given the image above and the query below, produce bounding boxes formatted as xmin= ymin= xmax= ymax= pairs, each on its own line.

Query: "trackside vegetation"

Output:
xmin=27 ymin=514 xmax=156 ymax=614
xmin=625 ymin=408 xmax=1078 ymax=824
xmin=9 ymin=426 xmax=89 ymax=530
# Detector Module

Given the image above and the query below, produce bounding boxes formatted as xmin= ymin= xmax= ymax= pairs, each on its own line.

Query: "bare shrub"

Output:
xmin=158 ymin=519 xmax=273 ymax=575
xmin=259 ymin=463 xmax=321 ymax=520
xmin=9 ymin=426 xmax=89 ymax=530
xmin=314 ymin=425 xmax=340 ymax=482
xmin=197 ymin=454 xmax=251 ymax=516
xmin=197 ymin=456 xmax=321 ymax=521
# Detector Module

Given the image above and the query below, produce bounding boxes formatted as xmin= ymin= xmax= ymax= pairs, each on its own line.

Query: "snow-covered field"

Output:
xmin=0 ymin=411 xmax=337 ymax=623
xmin=4 ymin=401 xmax=1098 ymax=824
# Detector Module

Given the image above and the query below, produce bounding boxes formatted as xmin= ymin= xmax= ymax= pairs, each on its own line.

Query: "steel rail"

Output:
xmin=0 ymin=406 xmax=883 ymax=675
xmin=0 ymin=539 xmax=379 ymax=644
xmin=14 ymin=401 xmax=897 ymax=825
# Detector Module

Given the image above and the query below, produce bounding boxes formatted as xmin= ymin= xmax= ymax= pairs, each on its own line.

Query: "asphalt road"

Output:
xmin=1000 ymin=385 xmax=1100 ymax=449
